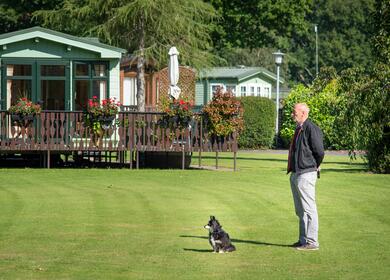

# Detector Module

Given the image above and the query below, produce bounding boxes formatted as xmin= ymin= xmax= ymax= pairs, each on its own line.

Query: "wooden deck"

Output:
xmin=0 ymin=111 xmax=238 ymax=169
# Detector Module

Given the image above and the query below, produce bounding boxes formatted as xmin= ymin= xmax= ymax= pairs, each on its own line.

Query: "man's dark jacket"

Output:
xmin=288 ymin=119 xmax=325 ymax=175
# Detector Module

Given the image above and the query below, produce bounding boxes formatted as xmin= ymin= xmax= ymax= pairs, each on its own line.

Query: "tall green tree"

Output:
xmin=207 ymin=0 xmax=313 ymax=84
xmin=207 ymin=0 xmax=375 ymax=85
xmin=310 ymin=0 xmax=375 ymax=75
xmin=0 ymin=0 xmax=62 ymax=34
xmin=36 ymin=0 xmax=219 ymax=111
xmin=335 ymin=0 xmax=390 ymax=173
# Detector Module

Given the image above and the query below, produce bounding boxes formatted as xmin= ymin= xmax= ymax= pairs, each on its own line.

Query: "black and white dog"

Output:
xmin=204 ymin=216 xmax=236 ymax=253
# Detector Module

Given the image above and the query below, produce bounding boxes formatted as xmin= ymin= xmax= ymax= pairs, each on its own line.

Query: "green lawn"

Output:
xmin=0 ymin=152 xmax=389 ymax=279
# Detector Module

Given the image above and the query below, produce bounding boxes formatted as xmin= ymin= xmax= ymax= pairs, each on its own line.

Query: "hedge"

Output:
xmin=238 ymin=96 xmax=275 ymax=149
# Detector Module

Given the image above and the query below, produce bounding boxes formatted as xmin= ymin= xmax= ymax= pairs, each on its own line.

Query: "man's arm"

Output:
xmin=310 ymin=125 xmax=325 ymax=167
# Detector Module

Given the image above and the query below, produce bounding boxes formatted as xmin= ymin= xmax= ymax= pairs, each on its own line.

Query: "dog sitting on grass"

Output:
xmin=204 ymin=216 xmax=236 ymax=253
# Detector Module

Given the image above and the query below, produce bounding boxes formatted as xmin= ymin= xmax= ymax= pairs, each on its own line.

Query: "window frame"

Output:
xmin=73 ymin=61 xmax=109 ymax=110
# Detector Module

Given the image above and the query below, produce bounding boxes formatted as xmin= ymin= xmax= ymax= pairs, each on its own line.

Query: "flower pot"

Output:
xmin=11 ymin=113 xmax=35 ymax=126
xmin=98 ymin=115 xmax=116 ymax=130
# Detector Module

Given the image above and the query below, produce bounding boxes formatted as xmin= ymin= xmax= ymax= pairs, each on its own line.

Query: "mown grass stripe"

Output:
xmin=0 ymin=153 xmax=389 ymax=279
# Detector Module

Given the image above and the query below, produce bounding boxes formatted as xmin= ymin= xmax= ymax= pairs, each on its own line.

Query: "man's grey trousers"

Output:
xmin=290 ymin=171 xmax=319 ymax=247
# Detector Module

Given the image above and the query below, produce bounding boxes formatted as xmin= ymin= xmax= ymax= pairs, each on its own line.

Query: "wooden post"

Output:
xmin=136 ymin=150 xmax=139 ymax=169
xmin=182 ymin=146 xmax=185 ymax=170
xmin=47 ymin=150 xmax=50 ymax=169
xmin=130 ymin=150 xmax=133 ymax=169
xmin=216 ymin=151 xmax=218 ymax=170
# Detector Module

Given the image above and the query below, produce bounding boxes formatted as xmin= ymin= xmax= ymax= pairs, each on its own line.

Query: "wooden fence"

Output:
xmin=0 ymin=111 xmax=238 ymax=169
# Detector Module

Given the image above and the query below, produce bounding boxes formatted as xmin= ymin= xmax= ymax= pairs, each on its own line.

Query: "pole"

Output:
xmin=315 ymin=24 xmax=318 ymax=76
xmin=275 ymin=65 xmax=280 ymax=134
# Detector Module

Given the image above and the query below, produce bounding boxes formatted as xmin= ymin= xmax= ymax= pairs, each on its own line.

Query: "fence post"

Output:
xmin=47 ymin=150 xmax=50 ymax=169
xmin=182 ymin=145 xmax=185 ymax=170
xmin=136 ymin=150 xmax=139 ymax=169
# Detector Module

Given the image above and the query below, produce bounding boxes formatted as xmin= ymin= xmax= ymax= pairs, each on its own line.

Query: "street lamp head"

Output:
xmin=273 ymin=50 xmax=284 ymax=66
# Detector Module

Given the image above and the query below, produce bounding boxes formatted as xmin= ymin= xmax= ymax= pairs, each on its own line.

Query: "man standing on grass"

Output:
xmin=287 ymin=103 xmax=324 ymax=251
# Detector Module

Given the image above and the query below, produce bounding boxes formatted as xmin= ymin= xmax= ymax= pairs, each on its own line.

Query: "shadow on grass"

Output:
xmin=180 ymin=235 xmax=292 ymax=249
xmin=322 ymin=168 xmax=367 ymax=174
xmin=324 ymin=161 xmax=366 ymax=165
xmin=183 ymin=248 xmax=213 ymax=253
xmin=194 ymin=156 xmax=287 ymax=163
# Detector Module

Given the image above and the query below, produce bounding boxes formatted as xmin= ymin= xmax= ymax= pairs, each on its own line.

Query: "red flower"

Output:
xmin=87 ymin=97 xmax=120 ymax=117
xmin=8 ymin=98 xmax=41 ymax=115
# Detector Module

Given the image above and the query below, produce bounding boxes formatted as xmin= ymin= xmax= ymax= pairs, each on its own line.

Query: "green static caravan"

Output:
xmin=0 ymin=27 xmax=125 ymax=111
xmin=195 ymin=67 xmax=284 ymax=106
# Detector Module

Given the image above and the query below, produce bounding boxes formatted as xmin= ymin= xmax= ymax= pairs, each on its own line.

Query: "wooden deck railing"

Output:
xmin=0 ymin=111 xmax=238 ymax=168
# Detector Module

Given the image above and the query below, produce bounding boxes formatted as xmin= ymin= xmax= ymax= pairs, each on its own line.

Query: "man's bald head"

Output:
xmin=291 ymin=103 xmax=310 ymax=125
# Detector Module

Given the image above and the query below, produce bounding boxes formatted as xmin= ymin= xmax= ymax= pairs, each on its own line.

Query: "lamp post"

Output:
xmin=314 ymin=24 xmax=318 ymax=76
xmin=273 ymin=50 xmax=284 ymax=135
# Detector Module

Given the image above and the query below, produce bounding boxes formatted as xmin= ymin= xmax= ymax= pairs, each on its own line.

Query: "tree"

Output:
xmin=334 ymin=0 xmax=390 ymax=173
xmin=372 ymin=0 xmax=390 ymax=64
xmin=206 ymin=0 xmax=375 ymax=85
xmin=35 ymin=0 xmax=219 ymax=111
xmin=0 ymin=0 xmax=62 ymax=34
xmin=310 ymin=0 xmax=375 ymax=74
xmin=207 ymin=0 xmax=313 ymax=84
xmin=279 ymin=67 xmax=340 ymax=149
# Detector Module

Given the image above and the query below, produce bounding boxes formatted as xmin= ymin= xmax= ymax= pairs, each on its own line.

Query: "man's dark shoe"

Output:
xmin=291 ymin=241 xmax=302 ymax=247
xmin=296 ymin=243 xmax=319 ymax=251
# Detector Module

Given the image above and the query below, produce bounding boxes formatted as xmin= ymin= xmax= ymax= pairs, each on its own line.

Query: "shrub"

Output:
xmin=280 ymin=75 xmax=340 ymax=149
xmin=238 ymin=96 xmax=275 ymax=149
xmin=202 ymin=87 xmax=244 ymax=137
xmin=280 ymin=84 xmax=311 ymax=147
xmin=337 ymin=65 xmax=390 ymax=173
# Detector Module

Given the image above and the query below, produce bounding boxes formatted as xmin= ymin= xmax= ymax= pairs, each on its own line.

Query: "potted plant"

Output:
xmin=202 ymin=87 xmax=244 ymax=144
xmin=158 ymin=97 xmax=194 ymax=130
xmin=86 ymin=96 xmax=121 ymax=128
xmin=85 ymin=96 xmax=121 ymax=146
xmin=8 ymin=97 xmax=41 ymax=126
xmin=141 ymin=96 xmax=194 ymax=169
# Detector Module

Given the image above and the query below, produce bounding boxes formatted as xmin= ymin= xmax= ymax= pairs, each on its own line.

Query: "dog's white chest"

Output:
xmin=210 ymin=236 xmax=222 ymax=246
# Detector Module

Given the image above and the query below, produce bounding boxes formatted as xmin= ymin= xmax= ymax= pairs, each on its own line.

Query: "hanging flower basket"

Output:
xmin=86 ymin=96 xmax=120 ymax=129
xmin=158 ymin=98 xmax=194 ymax=130
xmin=97 ymin=115 xmax=116 ymax=130
xmin=11 ymin=113 xmax=35 ymax=123
xmin=8 ymin=98 xmax=41 ymax=127
xmin=84 ymin=96 xmax=120 ymax=146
